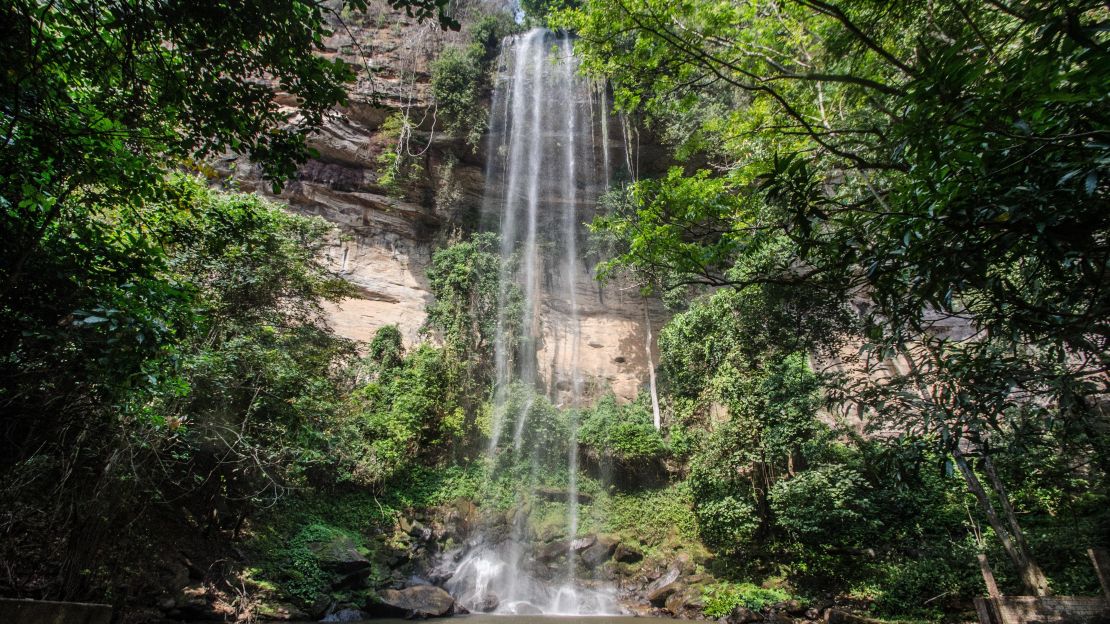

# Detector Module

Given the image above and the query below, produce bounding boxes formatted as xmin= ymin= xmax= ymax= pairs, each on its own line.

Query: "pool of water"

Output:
xmin=299 ymin=612 xmax=666 ymax=617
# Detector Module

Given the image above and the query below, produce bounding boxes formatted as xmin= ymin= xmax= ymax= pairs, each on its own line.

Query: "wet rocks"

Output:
xmin=321 ymin=608 xmax=367 ymax=622
xmin=570 ymin=534 xmax=597 ymax=551
xmin=376 ymin=585 xmax=456 ymax=617
xmin=582 ymin=536 xmax=619 ymax=568
xmin=613 ymin=542 xmax=644 ymax=564
xmin=474 ymin=593 xmax=500 ymax=613
xmin=665 ymin=585 xmax=706 ymax=619
xmin=647 ymin=579 xmax=685 ymax=607
xmin=731 ymin=606 xmax=762 ymax=623
xmin=309 ymin=535 xmax=372 ymax=588
xmin=781 ymin=599 xmax=806 ymax=616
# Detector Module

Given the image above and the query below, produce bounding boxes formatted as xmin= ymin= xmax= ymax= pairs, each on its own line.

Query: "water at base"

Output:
xmin=444 ymin=541 xmax=621 ymax=615
xmin=306 ymin=612 xmax=666 ymax=617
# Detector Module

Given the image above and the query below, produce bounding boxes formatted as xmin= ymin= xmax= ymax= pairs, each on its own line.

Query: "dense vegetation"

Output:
xmin=1 ymin=0 xmax=1107 ymax=621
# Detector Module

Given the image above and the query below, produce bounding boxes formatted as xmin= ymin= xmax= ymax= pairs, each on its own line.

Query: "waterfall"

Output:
xmin=442 ymin=28 xmax=621 ymax=616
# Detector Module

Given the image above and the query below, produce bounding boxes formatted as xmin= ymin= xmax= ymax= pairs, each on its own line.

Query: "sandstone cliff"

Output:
xmin=221 ymin=2 xmax=667 ymax=402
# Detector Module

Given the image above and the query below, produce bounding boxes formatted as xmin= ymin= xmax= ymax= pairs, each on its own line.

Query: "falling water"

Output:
xmin=443 ymin=29 xmax=621 ymax=615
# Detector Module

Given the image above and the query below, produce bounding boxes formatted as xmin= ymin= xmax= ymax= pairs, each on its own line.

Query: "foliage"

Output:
xmin=0 ymin=176 xmax=355 ymax=598
xmin=367 ymin=325 xmax=405 ymax=372
xmin=431 ymin=13 xmax=519 ymax=149
xmin=432 ymin=46 xmax=488 ymax=149
xmin=702 ymin=582 xmax=794 ymax=618
xmin=376 ymin=112 xmax=426 ymax=196
xmin=489 ymin=384 xmax=571 ymax=469
xmin=257 ymin=523 xmax=364 ymax=605
xmin=425 ymin=232 xmax=520 ymax=379
xmin=769 ymin=465 xmax=874 ymax=545
xmin=600 ymin=481 xmax=699 ymax=550
xmin=578 ymin=393 xmax=667 ymax=465
xmin=521 ymin=0 xmax=578 ymax=24
xmin=560 ymin=0 xmax=1109 ymax=598
xmin=334 ymin=343 xmax=468 ymax=487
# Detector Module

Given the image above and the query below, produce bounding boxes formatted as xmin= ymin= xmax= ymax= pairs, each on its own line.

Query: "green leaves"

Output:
xmin=578 ymin=394 xmax=667 ymax=465
xmin=430 ymin=14 xmax=518 ymax=150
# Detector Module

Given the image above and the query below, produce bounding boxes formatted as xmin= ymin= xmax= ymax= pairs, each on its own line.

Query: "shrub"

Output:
xmin=769 ymin=464 xmax=876 ymax=546
xmin=702 ymin=582 xmax=794 ymax=618
xmin=367 ymin=325 xmax=404 ymax=371
xmin=431 ymin=46 xmax=486 ymax=148
xmin=430 ymin=12 xmax=518 ymax=149
xmin=578 ymin=393 xmax=667 ymax=465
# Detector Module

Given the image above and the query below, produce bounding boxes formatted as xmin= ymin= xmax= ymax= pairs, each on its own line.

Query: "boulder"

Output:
xmin=321 ymin=608 xmax=367 ymax=622
xmin=665 ymin=588 xmax=690 ymax=614
xmin=377 ymin=585 xmax=455 ymax=617
xmin=570 ymin=534 xmax=597 ymax=551
xmin=645 ymin=565 xmax=682 ymax=600
xmin=648 ymin=580 xmax=685 ymax=607
xmin=537 ymin=540 xmax=570 ymax=563
xmin=474 ymin=593 xmax=500 ymax=613
xmin=309 ymin=535 xmax=372 ymax=586
xmin=672 ymin=552 xmax=695 ymax=575
xmin=781 ymin=599 xmax=806 ymax=616
xmin=765 ymin=613 xmax=794 ymax=624
xmin=408 ymin=520 xmax=434 ymax=542
xmin=665 ymin=586 xmax=705 ymax=618
xmin=731 ymin=606 xmax=762 ymax=624
xmin=582 ymin=536 xmax=619 ymax=568
xmin=613 ymin=543 xmax=644 ymax=564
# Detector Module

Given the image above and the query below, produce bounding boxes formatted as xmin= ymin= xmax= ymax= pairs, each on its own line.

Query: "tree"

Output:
xmin=559 ymin=0 xmax=1108 ymax=595
xmin=0 ymin=0 xmax=457 ymax=600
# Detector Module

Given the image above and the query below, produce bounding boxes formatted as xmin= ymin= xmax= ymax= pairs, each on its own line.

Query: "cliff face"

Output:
xmin=224 ymin=3 xmax=665 ymax=403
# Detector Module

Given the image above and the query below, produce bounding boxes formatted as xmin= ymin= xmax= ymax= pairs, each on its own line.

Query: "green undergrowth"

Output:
xmin=702 ymin=582 xmax=795 ymax=618
xmin=246 ymin=461 xmax=490 ymax=605
xmin=599 ymin=480 xmax=700 ymax=556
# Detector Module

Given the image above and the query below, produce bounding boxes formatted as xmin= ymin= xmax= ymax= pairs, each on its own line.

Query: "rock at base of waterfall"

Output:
xmin=647 ymin=580 xmax=686 ymax=607
xmin=308 ymin=535 xmax=372 ymax=588
xmin=582 ymin=535 xmax=619 ymax=568
xmin=730 ymin=606 xmax=763 ymax=624
xmin=613 ymin=542 xmax=644 ymax=563
xmin=474 ymin=593 xmax=500 ymax=613
xmin=665 ymin=585 xmax=705 ymax=618
xmin=645 ymin=565 xmax=682 ymax=596
xmin=321 ymin=608 xmax=367 ymax=622
xmin=569 ymin=534 xmax=597 ymax=551
xmin=375 ymin=585 xmax=456 ymax=617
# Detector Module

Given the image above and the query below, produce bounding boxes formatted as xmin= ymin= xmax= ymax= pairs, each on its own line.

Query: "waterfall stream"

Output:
xmin=442 ymin=28 xmax=622 ymax=616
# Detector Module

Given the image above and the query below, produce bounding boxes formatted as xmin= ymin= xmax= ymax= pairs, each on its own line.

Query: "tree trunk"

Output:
xmin=951 ymin=444 xmax=1050 ymax=596
xmin=642 ymin=299 xmax=662 ymax=430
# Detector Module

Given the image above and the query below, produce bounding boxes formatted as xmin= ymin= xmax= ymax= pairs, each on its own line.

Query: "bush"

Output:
xmin=367 ymin=324 xmax=404 ymax=371
xmin=333 ymin=344 xmax=468 ymax=487
xmin=431 ymin=47 xmax=486 ymax=148
xmin=702 ymin=582 xmax=794 ymax=618
xmin=430 ymin=13 xmax=517 ymax=149
xmin=769 ymin=464 xmax=876 ymax=546
xmin=490 ymin=384 xmax=570 ymax=467
xmin=578 ymin=393 xmax=667 ymax=465
xmin=696 ymin=496 xmax=762 ymax=554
